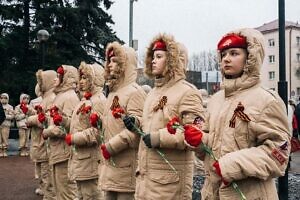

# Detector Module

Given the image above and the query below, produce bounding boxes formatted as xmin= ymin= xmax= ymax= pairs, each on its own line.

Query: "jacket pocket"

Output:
xmin=234 ymin=119 xmax=250 ymax=149
xmin=78 ymin=152 xmax=91 ymax=160
xmin=147 ymin=170 xmax=181 ymax=200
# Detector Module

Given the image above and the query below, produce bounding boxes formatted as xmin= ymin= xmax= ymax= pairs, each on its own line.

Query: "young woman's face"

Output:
xmin=54 ymin=74 xmax=62 ymax=87
xmin=79 ymin=74 xmax=90 ymax=92
xmin=151 ymin=50 xmax=167 ymax=76
xmin=107 ymin=58 xmax=118 ymax=77
xmin=220 ymin=48 xmax=247 ymax=78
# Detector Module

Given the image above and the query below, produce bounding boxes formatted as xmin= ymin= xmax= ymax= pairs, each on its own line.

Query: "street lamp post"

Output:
xmin=277 ymin=0 xmax=288 ymax=199
xmin=129 ymin=0 xmax=137 ymax=47
xmin=37 ymin=29 xmax=49 ymax=68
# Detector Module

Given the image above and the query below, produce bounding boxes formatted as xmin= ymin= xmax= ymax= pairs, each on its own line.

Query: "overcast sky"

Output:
xmin=107 ymin=0 xmax=300 ymax=56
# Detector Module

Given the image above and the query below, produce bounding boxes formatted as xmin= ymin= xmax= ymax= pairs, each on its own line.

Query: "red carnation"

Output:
xmin=38 ymin=113 xmax=46 ymax=123
xmin=20 ymin=101 xmax=28 ymax=114
xmin=89 ymin=113 xmax=99 ymax=128
xmin=35 ymin=105 xmax=43 ymax=114
xmin=84 ymin=92 xmax=92 ymax=100
xmin=50 ymin=106 xmax=59 ymax=117
xmin=57 ymin=66 xmax=64 ymax=75
xmin=112 ymin=107 xmax=125 ymax=119
xmin=81 ymin=105 xmax=92 ymax=114
xmin=167 ymin=117 xmax=180 ymax=135
xmin=53 ymin=113 xmax=63 ymax=126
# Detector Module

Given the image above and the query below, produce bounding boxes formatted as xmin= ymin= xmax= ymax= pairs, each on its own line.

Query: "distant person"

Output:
xmin=0 ymin=93 xmax=10 ymax=157
xmin=15 ymin=93 xmax=33 ymax=156
xmin=295 ymin=97 xmax=300 ymax=133
xmin=26 ymin=70 xmax=57 ymax=199
xmin=42 ymin=65 xmax=79 ymax=199
xmin=184 ymin=28 xmax=290 ymax=199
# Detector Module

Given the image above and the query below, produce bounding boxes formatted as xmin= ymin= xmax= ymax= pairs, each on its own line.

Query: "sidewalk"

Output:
xmin=289 ymin=151 xmax=300 ymax=174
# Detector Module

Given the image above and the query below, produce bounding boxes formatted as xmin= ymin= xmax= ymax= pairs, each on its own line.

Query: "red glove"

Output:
xmin=183 ymin=124 xmax=203 ymax=147
xmin=20 ymin=103 xmax=28 ymax=114
xmin=213 ymin=161 xmax=229 ymax=186
xmin=65 ymin=133 xmax=72 ymax=146
xmin=100 ymin=144 xmax=111 ymax=160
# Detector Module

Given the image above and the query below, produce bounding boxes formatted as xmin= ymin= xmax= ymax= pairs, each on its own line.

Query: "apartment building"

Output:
xmin=256 ymin=19 xmax=300 ymax=100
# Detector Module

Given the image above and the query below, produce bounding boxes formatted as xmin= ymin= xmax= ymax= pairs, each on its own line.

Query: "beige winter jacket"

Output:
xmin=27 ymin=70 xmax=56 ymax=162
xmin=43 ymin=65 xmax=80 ymax=165
xmin=14 ymin=94 xmax=34 ymax=129
xmin=68 ymin=62 xmax=106 ymax=181
xmin=0 ymin=93 xmax=14 ymax=127
xmin=135 ymin=34 xmax=205 ymax=200
xmin=99 ymin=42 xmax=146 ymax=192
xmin=200 ymin=28 xmax=290 ymax=200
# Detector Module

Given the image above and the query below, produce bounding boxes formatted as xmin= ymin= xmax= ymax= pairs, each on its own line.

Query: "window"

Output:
xmin=297 ymin=36 xmax=300 ymax=46
xmin=268 ymin=39 xmax=275 ymax=47
xmin=269 ymin=55 xmax=275 ymax=63
xmin=297 ymin=53 xmax=300 ymax=62
xmin=269 ymin=71 xmax=275 ymax=80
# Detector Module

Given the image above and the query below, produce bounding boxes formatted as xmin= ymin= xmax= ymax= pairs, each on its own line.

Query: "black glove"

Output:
xmin=123 ymin=115 xmax=135 ymax=132
xmin=142 ymin=134 xmax=152 ymax=148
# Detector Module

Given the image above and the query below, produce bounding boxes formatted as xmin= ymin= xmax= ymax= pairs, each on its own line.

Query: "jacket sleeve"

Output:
xmin=156 ymin=88 xmax=205 ymax=150
xmin=219 ymin=100 xmax=291 ymax=182
xmin=5 ymin=106 xmax=14 ymax=121
xmin=61 ymin=97 xmax=79 ymax=130
xmin=106 ymin=89 xmax=145 ymax=155
xmin=0 ymin=104 xmax=6 ymax=125
xmin=43 ymin=125 xmax=66 ymax=138
xmin=14 ymin=106 xmax=26 ymax=121
xmin=72 ymin=127 xmax=99 ymax=146
xmin=26 ymin=114 xmax=43 ymax=128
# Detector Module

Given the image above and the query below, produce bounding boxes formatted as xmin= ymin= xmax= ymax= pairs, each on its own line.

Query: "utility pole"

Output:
xmin=129 ymin=0 xmax=134 ymax=47
xmin=277 ymin=0 xmax=288 ymax=199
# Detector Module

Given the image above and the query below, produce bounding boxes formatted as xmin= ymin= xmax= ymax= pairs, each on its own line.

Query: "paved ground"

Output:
xmin=290 ymin=150 xmax=300 ymax=174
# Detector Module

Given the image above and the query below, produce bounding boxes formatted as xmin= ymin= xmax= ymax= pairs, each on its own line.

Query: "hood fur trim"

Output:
xmin=54 ymin=65 xmax=79 ymax=94
xmin=104 ymin=42 xmax=137 ymax=91
xmin=144 ymin=33 xmax=185 ymax=84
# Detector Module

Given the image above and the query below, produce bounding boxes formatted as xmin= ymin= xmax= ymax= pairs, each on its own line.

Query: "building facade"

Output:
xmin=256 ymin=20 xmax=300 ymax=100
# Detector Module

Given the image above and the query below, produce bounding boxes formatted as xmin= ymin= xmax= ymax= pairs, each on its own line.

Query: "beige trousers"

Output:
xmin=0 ymin=126 xmax=10 ymax=149
xmin=52 ymin=161 xmax=77 ymax=200
xmin=36 ymin=161 xmax=56 ymax=200
xmin=77 ymin=178 xmax=103 ymax=200
xmin=104 ymin=191 xmax=134 ymax=200
xmin=18 ymin=128 xmax=29 ymax=149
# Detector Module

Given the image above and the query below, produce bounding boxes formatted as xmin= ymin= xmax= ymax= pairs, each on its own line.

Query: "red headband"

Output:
xmin=107 ymin=49 xmax=115 ymax=59
xmin=152 ymin=40 xmax=167 ymax=51
xmin=217 ymin=34 xmax=247 ymax=51
xmin=57 ymin=66 xmax=64 ymax=75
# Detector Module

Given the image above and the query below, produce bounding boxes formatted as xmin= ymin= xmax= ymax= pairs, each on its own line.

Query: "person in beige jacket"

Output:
xmin=66 ymin=61 xmax=106 ymax=200
xmin=0 ymin=93 xmax=14 ymax=157
xmin=15 ymin=93 xmax=34 ymax=156
xmin=27 ymin=70 xmax=57 ymax=199
xmin=99 ymin=41 xmax=146 ymax=200
xmin=184 ymin=28 xmax=291 ymax=200
xmin=134 ymin=34 xmax=204 ymax=200
xmin=42 ymin=65 xmax=79 ymax=200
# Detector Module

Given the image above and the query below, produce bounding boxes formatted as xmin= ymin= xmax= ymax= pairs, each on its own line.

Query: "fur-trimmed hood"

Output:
xmin=104 ymin=42 xmax=137 ymax=91
xmin=19 ymin=93 xmax=30 ymax=103
xmin=0 ymin=93 xmax=9 ymax=104
xmin=36 ymin=70 xmax=56 ymax=95
xmin=54 ymin=65 xmax=79 ymax=94
xmin=218 ymin=28 xmax=265 ymax=96
xmin=144 ymin=33 xmax=186 ymax=87
xmin=78 ymin=61 xmax=105 ymax=93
